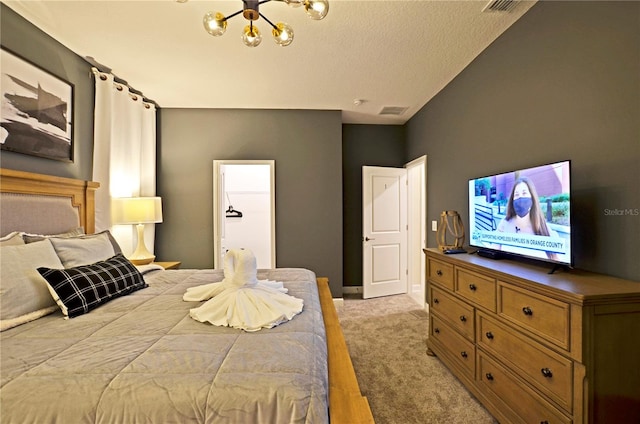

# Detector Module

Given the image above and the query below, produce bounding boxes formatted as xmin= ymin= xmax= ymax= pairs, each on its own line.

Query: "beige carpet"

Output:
xmin=337 ymin=293 xmax=498 ymax=424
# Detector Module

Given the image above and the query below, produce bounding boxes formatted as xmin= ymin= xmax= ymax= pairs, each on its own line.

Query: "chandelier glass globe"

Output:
xmin=242 ymin=24 xmax=262 ymax=47
xmin=272 ymin=22 xmax=294 ymax=47
xmin=203 ymin=12 xmax=227 ymax=36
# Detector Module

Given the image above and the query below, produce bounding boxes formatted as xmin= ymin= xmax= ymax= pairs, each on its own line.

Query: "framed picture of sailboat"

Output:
xmin=1 ymin=47 xmax=74 ymax=162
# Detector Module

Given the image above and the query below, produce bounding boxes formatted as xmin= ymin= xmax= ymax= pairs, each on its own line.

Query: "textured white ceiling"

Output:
xmin=3 ymin=0 xmax=537 ymax=124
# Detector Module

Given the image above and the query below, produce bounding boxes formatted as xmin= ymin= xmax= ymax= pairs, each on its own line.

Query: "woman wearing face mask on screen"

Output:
xmin=496 ymin=176 xmax=558 ymax=260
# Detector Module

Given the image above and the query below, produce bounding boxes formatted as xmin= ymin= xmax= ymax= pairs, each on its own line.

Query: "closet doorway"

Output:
xmin=213 ymin=160 xmax=275 ymax=269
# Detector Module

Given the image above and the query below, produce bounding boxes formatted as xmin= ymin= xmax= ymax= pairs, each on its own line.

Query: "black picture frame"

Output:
xmin=1 ymin=47 xmax=74 ymax=162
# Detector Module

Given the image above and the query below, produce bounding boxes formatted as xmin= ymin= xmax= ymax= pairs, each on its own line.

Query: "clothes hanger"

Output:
xmin=225 ymin=205 xmax=243 ymax=218
xmin=225 ymin=193 xmax=243 ymax=218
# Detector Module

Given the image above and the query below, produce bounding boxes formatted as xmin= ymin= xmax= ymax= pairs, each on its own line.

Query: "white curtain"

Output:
xmin=92 ymin=69 xmax=157 ymax=256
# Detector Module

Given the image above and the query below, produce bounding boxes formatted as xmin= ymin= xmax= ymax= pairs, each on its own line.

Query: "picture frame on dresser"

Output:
xmin=0 ymin=47 xmax=74 ymax=162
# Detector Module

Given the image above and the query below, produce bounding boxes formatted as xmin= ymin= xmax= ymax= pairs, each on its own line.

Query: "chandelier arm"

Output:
xmin=259 ymin=13 xmax=279 ymax=30
xmin=224 ymin=9 xmax=244 ymax=20
xmin=258 ymin=0 xmax=274 ymax=5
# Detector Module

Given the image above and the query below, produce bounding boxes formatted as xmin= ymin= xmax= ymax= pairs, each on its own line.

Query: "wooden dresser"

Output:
xmin=424 ymin=248 xmax=640 ymax=424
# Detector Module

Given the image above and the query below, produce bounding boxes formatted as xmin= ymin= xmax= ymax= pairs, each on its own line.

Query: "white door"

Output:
xmin=406 ymin=156 xmax=426 ymax=307
xmin=363 ymin=166 xmax=407 ymax=299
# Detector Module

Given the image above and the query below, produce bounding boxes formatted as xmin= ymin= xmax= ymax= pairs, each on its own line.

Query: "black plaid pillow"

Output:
xmin=38 ymin=253 xmax=148 ymax=318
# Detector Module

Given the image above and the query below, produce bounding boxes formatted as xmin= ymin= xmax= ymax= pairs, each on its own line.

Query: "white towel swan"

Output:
xmin=183 ymin=249 xmax=303 ymax=331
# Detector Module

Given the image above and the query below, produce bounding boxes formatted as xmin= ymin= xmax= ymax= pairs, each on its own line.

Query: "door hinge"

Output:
xmin=406 ymin=269 xmax=409 ymax=275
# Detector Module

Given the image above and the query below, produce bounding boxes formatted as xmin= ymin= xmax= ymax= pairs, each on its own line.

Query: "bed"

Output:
xmin=0 ymin=168 xmax=374 ymax=424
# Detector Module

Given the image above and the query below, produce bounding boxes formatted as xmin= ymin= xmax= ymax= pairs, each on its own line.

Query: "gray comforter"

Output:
xmin=0 ymin=268 xmax=328 ymax=424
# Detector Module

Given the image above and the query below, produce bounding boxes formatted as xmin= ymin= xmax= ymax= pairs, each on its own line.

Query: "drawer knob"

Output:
xmin=469 ymin=283 xmax=477 ymax=291
xmin=485 ymin=373 xmax=494 ymax=381
xmin=436 ymin=269 xmax=443 ymax=276
xmin=522 ymin=306 xmax=533 ymax=316
xmin=459 ymin=315 xmax=467 ymax=322
xmin=434 ymin=328 xmax=440 ymax=334
xmin=485 ymin=331 xmax=494 ymax=340
xmin=460 ymin=351 xmax=468 ymax=358
xmin=433 ymin=298 xmax=439 ymax=304
xmin=541 ymin=368 xmax=553 ymax=378
xmin=541 ymin=421 xmax=550 ymax=424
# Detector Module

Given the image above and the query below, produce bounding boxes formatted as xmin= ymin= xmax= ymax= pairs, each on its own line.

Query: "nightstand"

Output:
xmin=153 ymin=261 xmax=181 ymax=270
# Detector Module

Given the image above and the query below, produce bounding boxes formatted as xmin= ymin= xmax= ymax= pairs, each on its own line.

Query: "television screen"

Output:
xmin=468 ymin=160 xmax=572 ymax=266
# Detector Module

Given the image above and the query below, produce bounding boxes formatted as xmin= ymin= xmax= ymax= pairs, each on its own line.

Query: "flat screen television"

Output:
xmin=468 ymin=160 xmax=572 ymax=267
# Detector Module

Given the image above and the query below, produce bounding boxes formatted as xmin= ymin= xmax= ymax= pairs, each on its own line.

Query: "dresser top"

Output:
xmin=425 ymin=248 xmax=640 ymax=304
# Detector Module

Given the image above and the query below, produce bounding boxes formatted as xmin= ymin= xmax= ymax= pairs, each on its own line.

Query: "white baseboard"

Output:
xmin=342 ymin=286 xmax=363 ymax=294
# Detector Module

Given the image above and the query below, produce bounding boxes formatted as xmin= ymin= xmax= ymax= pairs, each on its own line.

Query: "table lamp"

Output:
xmin=111 ymin=197 xmax=163 ymax=265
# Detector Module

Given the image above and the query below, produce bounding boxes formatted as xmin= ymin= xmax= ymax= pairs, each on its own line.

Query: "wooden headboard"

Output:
xmin=0 ymin=168 xmax=99 ymax=235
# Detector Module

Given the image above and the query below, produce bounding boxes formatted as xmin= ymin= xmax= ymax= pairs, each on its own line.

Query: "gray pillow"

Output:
xmin=0 ymin=239 xmax=63 ymax=331
xmin=48 ymin=231 xmax=121 ymax=268
xmin=0 ymin=232 xmax=25 ymax=246
xmin=21 ymin=227 xmax=85 ymax=243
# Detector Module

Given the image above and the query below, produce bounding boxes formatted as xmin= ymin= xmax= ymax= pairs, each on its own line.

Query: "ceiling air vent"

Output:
xmin=482 ymin=0 xmax=518 ymax=12
xmin=379 ymin=106 xmax=409 ymax=116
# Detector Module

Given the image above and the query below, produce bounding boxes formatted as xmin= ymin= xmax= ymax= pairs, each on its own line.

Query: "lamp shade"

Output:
xmin=112 ymin=197 xmax=163 ymax=225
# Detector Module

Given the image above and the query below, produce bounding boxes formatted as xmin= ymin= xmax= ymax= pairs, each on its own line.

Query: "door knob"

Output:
xmin=364 ymin=236 xmax=375 ymax=241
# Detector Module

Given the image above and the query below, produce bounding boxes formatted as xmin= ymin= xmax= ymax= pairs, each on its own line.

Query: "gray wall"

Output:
xmin=406 ymin=1 xmax=640 ymax=281
xmin=156 ymin=109 xmax=344 ymax=295
xmin=342 ymin=124 xmax=406 ymax=287
xmin=0 ymin=4 xmax=94 ymax=180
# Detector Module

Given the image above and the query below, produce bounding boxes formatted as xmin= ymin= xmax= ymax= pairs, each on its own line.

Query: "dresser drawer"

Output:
xmin=456 ymin=268 xmax=496 ymax=312
xmin=430 ymin=315 xmax=475 ymax=379
xmin=430 ymin=286 xmax=475 ymax=340
xmin=478 ymin=352 xmax=572 ymax=424
xmin=477 ymin=312 xmax=573 ymax=412
xmin=498 ymin=283 xmax=571 ymax=350
xmin=428 ymin=258 xmax=454 ymax=290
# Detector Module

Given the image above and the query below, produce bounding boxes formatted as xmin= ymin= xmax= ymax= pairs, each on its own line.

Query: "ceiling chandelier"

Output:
xmin=180 ymin=0 xmax=329 ymax=48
